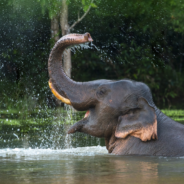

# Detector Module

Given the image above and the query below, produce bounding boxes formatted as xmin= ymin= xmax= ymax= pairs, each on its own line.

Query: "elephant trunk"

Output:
xmin=48 ymin=33 xmax=96 ymax=110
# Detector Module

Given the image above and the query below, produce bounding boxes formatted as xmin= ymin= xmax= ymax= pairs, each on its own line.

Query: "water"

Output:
xmin=0 ymin=107 xmax=105 ymax=149
xmin=0 ymin=147 xmax=184 ymax=184
xmin=1 ymin=109 xmax=184 ymax=183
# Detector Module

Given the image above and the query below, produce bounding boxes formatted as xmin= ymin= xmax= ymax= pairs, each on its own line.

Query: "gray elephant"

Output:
xmin=48 ymin=33 xmax=184 ymax=156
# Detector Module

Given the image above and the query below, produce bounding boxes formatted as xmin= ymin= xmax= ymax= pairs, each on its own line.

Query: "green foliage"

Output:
xmin=1 ymin=0 xmax=184 ymax=109
xmin=162 ymin=109 xmax=184 ymax=123
xmin=72 ymin=0 xmax=184 ymax=108
xmin=36 ymin=0 xmax=97 ymax=18
xmin=37 ymin=0 xmax=62 ymax=18
xmin=0 ymin=107 xmax=85 ymax=127
xmin=169 ymin=0 xmax=184 ymax=33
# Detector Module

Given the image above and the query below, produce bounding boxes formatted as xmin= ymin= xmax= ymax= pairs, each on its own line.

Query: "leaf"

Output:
xmin=83 ymin=5 xmax=89 ymax=12
xmin=133 ymin=74 xmax=137 ymax=79
xmin=82 ymin=0 xmax=85 ymax=5
xmin=90 ymin=3 xmax=97 ymax=8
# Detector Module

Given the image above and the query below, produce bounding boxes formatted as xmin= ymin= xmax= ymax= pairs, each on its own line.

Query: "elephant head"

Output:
xmin=48 ymin=33 xmax=158 ymax=153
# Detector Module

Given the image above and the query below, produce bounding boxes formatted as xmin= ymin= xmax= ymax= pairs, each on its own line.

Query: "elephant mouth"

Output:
xmin=84 ymin=110 xmax=90 ymax=118
xmin=67 ymin=110 xmax=90 ymax=134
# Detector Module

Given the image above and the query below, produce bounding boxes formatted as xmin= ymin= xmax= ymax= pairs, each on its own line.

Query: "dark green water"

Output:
xmin=0 ymin=147 xmax=184 ymax=184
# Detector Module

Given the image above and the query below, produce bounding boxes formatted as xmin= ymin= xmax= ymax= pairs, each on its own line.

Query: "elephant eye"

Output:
xmin=96 ymin=87 xmax=107 ymax=98
xmin=99 ymin=89 xmax=106 ymax=95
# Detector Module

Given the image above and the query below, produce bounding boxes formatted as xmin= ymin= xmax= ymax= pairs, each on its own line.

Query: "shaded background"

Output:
xmin=0 ymin=0 xmax=184 ymax=148
xmin=1 ymin=0 xmax=184 ymax=108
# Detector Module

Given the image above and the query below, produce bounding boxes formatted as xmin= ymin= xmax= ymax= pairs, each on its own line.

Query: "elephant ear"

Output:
xmin=115 ymin=98 xmax=158 ymax=141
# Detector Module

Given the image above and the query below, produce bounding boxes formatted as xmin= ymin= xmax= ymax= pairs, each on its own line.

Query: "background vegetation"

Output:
xmin=0 ymin=0 xmax=184 ymax=111
xmin=0 ymin=0 xmax=184 ymax=148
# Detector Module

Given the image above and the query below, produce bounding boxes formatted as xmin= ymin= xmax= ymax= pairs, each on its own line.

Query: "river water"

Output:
xmin=1 ymin=109 xmax=184 ymax=183
xmin=0 ymin=146 xmax=184 ymax=184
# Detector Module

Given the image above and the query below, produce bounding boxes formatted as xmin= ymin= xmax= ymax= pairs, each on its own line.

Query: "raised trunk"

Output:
xmin=51 ymin=16 xmax=61 ymax=106
xmin=48 ymin=33 xmax=96 ymax=111
xmin=63 ymin=49 xmax=71 ymax=77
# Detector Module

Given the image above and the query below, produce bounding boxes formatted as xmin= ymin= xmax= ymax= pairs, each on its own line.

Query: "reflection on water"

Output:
xmin=0 ymin=147 xmax=184 ymax=184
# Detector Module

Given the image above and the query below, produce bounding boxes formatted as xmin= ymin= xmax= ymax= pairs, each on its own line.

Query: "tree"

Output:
xmin=38 ymin=0 xmax=97 ymax=77
xmin=1 ymin=0 xmax=184 ymax=109
xmin=71 ymin=0 xmax=184 ymax=108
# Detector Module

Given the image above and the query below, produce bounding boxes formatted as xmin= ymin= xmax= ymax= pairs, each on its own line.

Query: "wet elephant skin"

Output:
xmin=48 ymin=33 xmax=184 ymax=156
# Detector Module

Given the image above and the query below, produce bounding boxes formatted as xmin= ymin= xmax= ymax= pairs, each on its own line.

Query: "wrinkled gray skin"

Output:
xmin=48 ymin=33 xmax=184 ymax=156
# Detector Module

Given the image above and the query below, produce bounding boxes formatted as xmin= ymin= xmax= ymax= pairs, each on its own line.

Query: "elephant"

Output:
xmin=48 ymin=33 xmax=184 ymax=156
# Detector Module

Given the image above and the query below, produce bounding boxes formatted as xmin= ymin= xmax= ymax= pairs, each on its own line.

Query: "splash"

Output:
xmin=0 ymin=146 xmax=107 ymax=159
